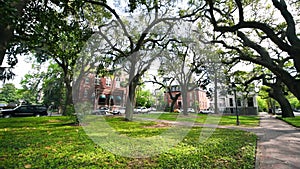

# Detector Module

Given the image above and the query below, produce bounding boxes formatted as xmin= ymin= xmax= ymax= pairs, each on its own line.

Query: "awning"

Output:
xmin=99 ymin=94 xmax=106 ymax=99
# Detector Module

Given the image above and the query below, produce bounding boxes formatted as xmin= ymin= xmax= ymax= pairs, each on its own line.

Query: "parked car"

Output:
xmin=133 ymin=107 xmax=140 ymax=114
xmin=110 ymin=107 xmax=126 ymax=115
xmin=149 ymin=107 xmax=157 ymax=111
xmin=0 ymin=102 xmax=7 ymax=109
xmin=134 ymin=107 xmax=149 ymax=114
xmin=275 ymin=108 xmax=282 ymax=115
xmin=141 ymin=107 xmax=149 ymax=113
xmin=199 ymin=109 xmax=214 ymax=114
xmin=1 ymin=105 xmax=48 ymax=118
xmin=92 ymin=107 xmax=109 ymax=115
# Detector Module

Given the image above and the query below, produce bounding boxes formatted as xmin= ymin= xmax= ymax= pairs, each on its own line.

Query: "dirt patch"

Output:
xmin=48 ymin=120 xmax=63 ymax=123
xmin=143 ymin=122 xmax=172 ymax=128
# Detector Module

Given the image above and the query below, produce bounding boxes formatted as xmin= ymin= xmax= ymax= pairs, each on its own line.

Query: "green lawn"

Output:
xmin=0 ymin=116 xmax=257 ymax=168
xmin=136 ymin=113 xmax=260 ymax=127
xmin=278 ymin=116 xmax=300 ymax=127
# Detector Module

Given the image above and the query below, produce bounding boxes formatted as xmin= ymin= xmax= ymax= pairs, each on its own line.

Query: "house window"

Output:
xmin=171 ymin=86 xmax=176 ymax=91
xmin=237 ymin=98 xmax=242 ymax=106
xmin=220 ymin=98 xmax=225 ymax=107
xmin=84 ymin=88 xmax=88 ymax=98
xmin=115 ymin=77 xmax=120 ymax=88
xmin=115 ymin=81 xmax=120 ymax=88
xmin=229 ymin=98 xmax=233 ymax=106
xmin=85 ymin=77 xmax=90 ymax=84
xmin=106 ymin=78 xmax=111 ymax=87
xmin=248 ymin=97 xmax=254 ymax=107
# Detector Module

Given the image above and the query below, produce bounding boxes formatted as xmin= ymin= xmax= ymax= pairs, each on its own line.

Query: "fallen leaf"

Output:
xmin=45 ymin=146 xmax=51 ymax=150
xmin=24 ymin=164 xmax=31 ymax=168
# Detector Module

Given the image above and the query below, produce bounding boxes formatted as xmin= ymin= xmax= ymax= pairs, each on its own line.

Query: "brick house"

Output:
xmin=164 ymin=85 xmax=210 ymax=112
xmin=77 ymin=73 xmax=128 ymax=110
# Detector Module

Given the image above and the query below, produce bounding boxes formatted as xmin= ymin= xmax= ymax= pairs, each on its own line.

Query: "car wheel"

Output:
xmin=3 ymin=114 xmax=11 ymax=118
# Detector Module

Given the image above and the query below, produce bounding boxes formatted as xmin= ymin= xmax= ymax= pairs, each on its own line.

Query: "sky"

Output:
xmin=1 ymin=55 xmax=31 ymax=88
xmin=1 ymin=55 xmax=49 ymax=89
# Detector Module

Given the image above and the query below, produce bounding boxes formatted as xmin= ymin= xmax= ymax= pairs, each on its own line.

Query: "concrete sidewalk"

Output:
xmin=255 ymin=113 xmax=300 ymax=169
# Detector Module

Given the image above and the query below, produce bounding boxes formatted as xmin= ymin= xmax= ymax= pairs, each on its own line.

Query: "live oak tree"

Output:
xmin=203 ymin=49 xmax=227 ymax=114
xmin=0 ymin=0 xmax=94 ymax=115
xmin=0 ymin=0 xmax=87 ymax=80
xmin=19 ymin=67 xmax=45 ymax=104
xmin=25 ymin=2 xmax=96 ymax=115
xmin=158 ymin=22 xmax=211 ymax=115
xmin=229 ymin=66 xmax=294 ymax=117
xmin=187 ymin=0 xmax=300 ymax=104
xmin=146 ymin=76 xmax=182 ymax=112
xmin=84 ymin=0 xmax=193 ymax=121
xmin=43 ymin=25 xmax=91 ymax=115
xmin=42 ymin=62 xmax=65 ymax=113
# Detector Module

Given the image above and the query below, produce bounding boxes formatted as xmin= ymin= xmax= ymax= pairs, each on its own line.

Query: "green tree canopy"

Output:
xmin=0 ymin=83 xmax=19 ymax=103
xmin=136 ymin=89 xmax=154 ymax=107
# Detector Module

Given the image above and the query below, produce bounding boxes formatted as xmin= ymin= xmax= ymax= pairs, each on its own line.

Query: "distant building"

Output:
xmin=164 ymin=85 xmax=210 ymax=111
xmin=95 ymin=75 xmax=127 ymax=109
xmin=77 ymin=72 xmax=128 ymax=110
xmin=210 ymin=88 xmax=258 ymax=115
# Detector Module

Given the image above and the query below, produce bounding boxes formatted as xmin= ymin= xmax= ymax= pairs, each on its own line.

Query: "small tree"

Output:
xmin=0 ymin=83 xmax=18 ymax=103
xmin=135 ymin=88 xmax=154 ymax=107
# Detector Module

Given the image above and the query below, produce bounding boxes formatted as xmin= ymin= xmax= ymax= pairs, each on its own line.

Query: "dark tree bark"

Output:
xmin=263 ymin=78 xmax=294 ymax=118
xmin=125 ymin=79 xmax=138 ymax=121
xmin=169 ymin=92 xmax=181 ymax=112
xmin=0 ymin=0 xmax=30 ymax=65
xmin=62 ymin=68 xmax=74 ymax=116
xmin=269 ymin=89 xmax=294 ymax=118
xmin=181 ymin=85 xmax=189 ymax=115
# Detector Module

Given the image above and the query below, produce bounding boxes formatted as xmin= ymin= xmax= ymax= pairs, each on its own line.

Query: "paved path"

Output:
xmin=254 ymin=113 xmax=300 ymax=169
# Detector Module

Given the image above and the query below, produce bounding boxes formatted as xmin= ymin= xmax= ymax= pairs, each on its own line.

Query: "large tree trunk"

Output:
xmin=125 ymin=80 xmax=137 ymax=121
xmin=63 ymin=77 xmax=74 ymax=116
xmin=61 ymin=67 xmax=74 ymax=116
xmin=263 ymin=78 xmax=294 ymax=117
xmin=169 ymin=92 xmax=181 ymax=112
xmin=181 ymin=85 xmax=188 ymax=115
xmin=272 ymin=70 xmax=300 ymax=103
xmin=269 ymin=87 xmax=294 ymax=118
xmin=214 ymin=69 xmax=219 ymax=114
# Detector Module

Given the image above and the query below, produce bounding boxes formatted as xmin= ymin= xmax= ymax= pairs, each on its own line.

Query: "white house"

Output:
xmin=209 ymin=83 xmax=258 ymax=115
